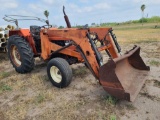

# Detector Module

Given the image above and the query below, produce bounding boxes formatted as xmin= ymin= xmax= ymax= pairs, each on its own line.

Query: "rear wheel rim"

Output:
xmin=10 ymin=45 xmax=21 ymax=67
xmin=50 ymin=66 xmax=62 ymax=83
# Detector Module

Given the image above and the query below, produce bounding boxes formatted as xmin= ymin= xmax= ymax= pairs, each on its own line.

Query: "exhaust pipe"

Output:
xmin=63 ymin=6 xmax=71 ymax=28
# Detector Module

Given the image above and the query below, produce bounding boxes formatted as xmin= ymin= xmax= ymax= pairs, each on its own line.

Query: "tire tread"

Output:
xmin=7 ymin=35 xmax=34 ymax=73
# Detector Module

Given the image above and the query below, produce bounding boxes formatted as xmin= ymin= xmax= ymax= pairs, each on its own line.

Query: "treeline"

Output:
xmin=131 ymin=16 xmax=160 ymax=23
xmin=100 ymin=16 xmax=160 ymax=26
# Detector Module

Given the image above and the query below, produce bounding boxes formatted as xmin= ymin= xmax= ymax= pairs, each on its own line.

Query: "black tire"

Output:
xmin=7 ymin=35 xmax=34 ymax=73
xmin=47 ymin=58 xmax=72 ymax=88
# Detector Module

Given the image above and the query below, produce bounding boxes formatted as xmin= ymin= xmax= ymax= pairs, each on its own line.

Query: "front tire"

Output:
xmin=7 ymin=36 xmax=34 ymax=73
xmin=47 ymin=58 xmax=72 ymax=88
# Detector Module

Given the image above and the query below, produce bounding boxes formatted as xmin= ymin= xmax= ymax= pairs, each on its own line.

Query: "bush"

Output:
xmin=139 ymin=18 xmax=148 ymax=23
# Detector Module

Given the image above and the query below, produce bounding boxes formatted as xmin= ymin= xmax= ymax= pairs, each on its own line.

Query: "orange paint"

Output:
xmin=9 ymin=27 xmax=119 ymax=78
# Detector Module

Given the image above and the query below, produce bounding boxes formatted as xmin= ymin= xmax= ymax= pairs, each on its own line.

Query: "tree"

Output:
xmin=58 ymin=26 xmax=64 ymax=29
xmin=44 ymin=10 xmax=49 ymax=20
xmin=141 ymin=4 xmax=146 ymax=26
xmin=44 ymin=10 xmax=50 ymax=27
xmin=91 ymin=23 xmax=96 ymax=26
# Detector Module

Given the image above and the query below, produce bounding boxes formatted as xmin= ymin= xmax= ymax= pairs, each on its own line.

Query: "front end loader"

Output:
xmin=3 ymin=7 xmax=150 ymax=102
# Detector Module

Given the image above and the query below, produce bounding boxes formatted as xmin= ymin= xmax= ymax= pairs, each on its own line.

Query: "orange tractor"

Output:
xmin=3 ymin=7 xmax=149 ymax=101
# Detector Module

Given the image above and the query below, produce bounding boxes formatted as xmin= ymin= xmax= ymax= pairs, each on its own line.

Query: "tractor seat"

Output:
xmin=30 ymin=25 xmax=41 ymax=39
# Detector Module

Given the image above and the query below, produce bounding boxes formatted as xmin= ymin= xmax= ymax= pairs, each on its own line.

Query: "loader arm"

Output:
xmin=89 ymin=28 xmax=119 ymax=58
xmin=41 ymin=28 xmax=100 ymax=78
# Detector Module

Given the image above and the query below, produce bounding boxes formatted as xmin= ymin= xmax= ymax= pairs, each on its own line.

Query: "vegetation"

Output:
xmin=35 ymin=94 xmax=45 ymax=104
xmin=44 ymin=10 xmax=50 ymax=26
xmin=140 ymin=92 xmax=158 ymax=101
xmin=44 ymin=10 xmax=49 ymax=20
xmin=109 ymin=115 xmax=117 ymax=120
xmin=58 ymin=26 xmax=64 ymax=29
xmin=125 ymin=104 xmax=136 ymax=110
xmin=154 ymin=80 xmax=160 ymax=88
xmin=61 ymin=15 xmax=160 ymax=28
xmin=99 ymin=16 xmax=160 ymax=27
xmin=73 ymin=66 xmax=88 ymax=77
xmin=134 ymin=16 xmax=160 ymax=24
xmin=0 ymin=72 xmax=11 ymax=79
xmin=149 ymin=60 xmax=160 ymax=66
xmin=0 ymin=83 xmax=12 ymax=93
xmin=104 ymin=95 xmax=118 ymax=105
xmin=141 ymin=4 xmax=146 ymax=26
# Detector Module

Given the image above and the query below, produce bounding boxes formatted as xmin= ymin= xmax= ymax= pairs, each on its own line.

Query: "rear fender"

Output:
xmin=9 ymin=29 xmax=38 ymax=55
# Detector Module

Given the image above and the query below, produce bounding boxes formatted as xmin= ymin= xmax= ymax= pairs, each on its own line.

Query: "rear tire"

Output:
xmin=7 ymin=35 xmax=34 ymax=73
xmin=47 ymin=58 xmax=72 ymax=88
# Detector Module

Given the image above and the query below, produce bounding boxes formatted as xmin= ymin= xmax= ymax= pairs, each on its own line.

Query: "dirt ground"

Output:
xmin=0 ymin=24 xmax=160 ymax=120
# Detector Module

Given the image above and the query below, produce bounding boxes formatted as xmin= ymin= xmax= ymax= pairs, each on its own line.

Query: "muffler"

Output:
xmin=99 ymin=46 xmax=150 ymax=102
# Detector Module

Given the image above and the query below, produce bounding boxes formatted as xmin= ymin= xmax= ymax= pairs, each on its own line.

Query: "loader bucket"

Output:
xmin=99 ymin=46 xmax=150 ymax=102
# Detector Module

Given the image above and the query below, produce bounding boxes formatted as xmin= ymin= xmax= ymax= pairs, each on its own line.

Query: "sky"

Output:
xmin=0 ymin=0 xmax=160 ymax=28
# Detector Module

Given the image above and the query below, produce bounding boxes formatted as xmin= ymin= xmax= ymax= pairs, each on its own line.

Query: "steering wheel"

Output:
xmin=41 ymin=25 xmax=52 ymax=28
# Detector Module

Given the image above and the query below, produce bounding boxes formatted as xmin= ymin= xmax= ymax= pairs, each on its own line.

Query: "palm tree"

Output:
xmin=141 ymin=4 xmax=146 ymax=26
xmin=44 ymin=10 xmax=49 ymax=27
xmin=44 ymin=10 xmax=49 ymax=20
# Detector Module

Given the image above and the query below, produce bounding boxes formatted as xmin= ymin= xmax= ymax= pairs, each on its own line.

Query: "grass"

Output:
xmin=104 ymin=95 xmax=118 ymax=105
xmin=34 ymin=90 xmax=54 ymax=105
xmin=113 ymin=23 xmax=160 ymax=44
xmin=73 ymin=66 xmax=88 ymax=77
xmin=0 ymin=53 xmax=8 ymax=62
xmin=109 ymin=115 xmax=117 ymax=120
xmin=149 ymin=60 xmax=160 ymax=66
xmin=125 ymin=104 xmax=136 ymax=110
xmin=36 ymin=94 xmax=45 ymax=104
xmin=142 ymin=92 xmax=156 ymax=100
xmin=153 ymin=80 xmax=160 ymax=88
xmin=39 ymin=75 xmax=49 ymax=81
xmin=100 ymin=16 xmax=160 ymax=27
xmin=0 ymin=71 xmax=11 ymax=79
xmin=5 ymin=103 xmax=28 ymax=120
xmin=140 ymin=92 xmax=158 ymax=101
xmin=0 ymin=83 xmax=12 ymax=93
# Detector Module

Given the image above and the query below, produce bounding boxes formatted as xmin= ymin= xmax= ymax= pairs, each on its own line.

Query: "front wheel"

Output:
xmin=47 ymin=58 xmax=72 ymax=88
